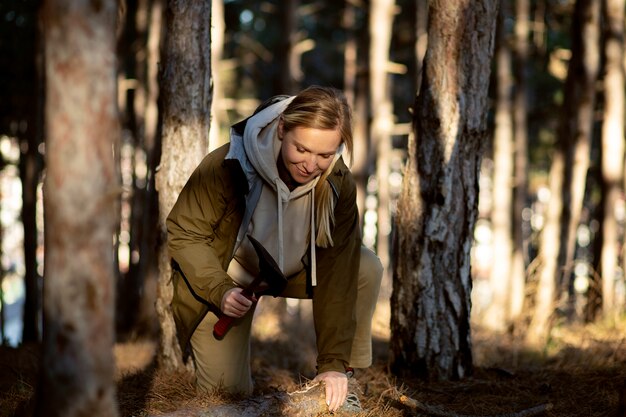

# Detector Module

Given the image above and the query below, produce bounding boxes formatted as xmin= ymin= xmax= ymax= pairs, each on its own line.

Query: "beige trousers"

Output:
xmin=190 ymin=246 xmax=383 ymax=394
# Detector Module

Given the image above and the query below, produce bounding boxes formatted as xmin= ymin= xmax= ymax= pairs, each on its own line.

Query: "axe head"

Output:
xmin=247 ymin=234 xmax=288 ymax=297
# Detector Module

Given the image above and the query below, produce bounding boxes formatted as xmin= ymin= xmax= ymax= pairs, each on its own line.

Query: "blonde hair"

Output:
xmin=281 ymin=86 xmax=353 ymax=248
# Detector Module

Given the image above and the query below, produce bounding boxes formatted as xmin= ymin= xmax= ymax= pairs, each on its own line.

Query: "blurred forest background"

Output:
xmin=1 ymin=0 xmax=626 ymax=416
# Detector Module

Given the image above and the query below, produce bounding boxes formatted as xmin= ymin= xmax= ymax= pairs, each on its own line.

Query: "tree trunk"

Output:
xmin=38 ymin=0 xmax=119 ymax=415
xmin=370 ymin=0 xmax=395 ymax=284
xmin=596 ymin=0 xmax=625 ymax=320
xmin=155 ymin=0 xmax=211 ymax=372
xmin=527 ymin=0 xmax=600 ymax=345
xmin=349 ymin=1 xmax=371 ymax=230
xmin=209 ymin=0 xmax=226 ymax=151
xmin=415 ymin=0 xmax=428 ymax=92
xmin=556 ymin=0 xmax=600 ymax=309
xmin=390 ymin=0 xmax=499 ymax=380
xmin=510 ymin=0 xmax=530 ymax=324
xmin=485 ymin=0 xmax=514 ymax=332
xmin=21 ymin=11 xmax=44 ymax=344
xmin=277 ymin=0 xmax=298 ymax=94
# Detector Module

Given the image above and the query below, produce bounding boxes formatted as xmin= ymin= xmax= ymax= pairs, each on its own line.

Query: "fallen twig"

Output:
xmin=399 ymin=394 xmax=553 ymax=417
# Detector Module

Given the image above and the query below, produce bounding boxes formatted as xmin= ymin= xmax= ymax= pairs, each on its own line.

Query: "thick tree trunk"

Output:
xmin=596 ymin=0 xmax=625 ymax=319
xmin=38 ymin=0 xmax=119 ymax=415
xmin=485 ymin=0 xmax=514 ymax=331
xmin=390 ymin=0 xmax=498 ymax=380
xmin=154 ymin=0 xmax=211 ymax=372
xmin=528 ymin=0 xmax=600 ymax=344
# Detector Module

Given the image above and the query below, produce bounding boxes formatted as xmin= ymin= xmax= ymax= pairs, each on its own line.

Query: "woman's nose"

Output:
xmin=304 ymin=154 xmax=317 ymax=171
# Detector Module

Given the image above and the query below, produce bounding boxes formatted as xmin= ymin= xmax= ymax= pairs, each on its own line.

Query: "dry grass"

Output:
xmin=2 ymin=298 xmax=626 ymax=416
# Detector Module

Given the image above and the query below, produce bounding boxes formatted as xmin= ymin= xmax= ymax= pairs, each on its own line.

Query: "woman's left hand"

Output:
xmin=313 ymin=371 xmax=348 ymax=412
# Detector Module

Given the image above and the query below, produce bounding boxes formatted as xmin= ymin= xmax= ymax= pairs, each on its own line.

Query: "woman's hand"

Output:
xmin=220 ymin=288 xmax=256 ymax=318
xmin=313 ymin=371 xmax=348 ymax=412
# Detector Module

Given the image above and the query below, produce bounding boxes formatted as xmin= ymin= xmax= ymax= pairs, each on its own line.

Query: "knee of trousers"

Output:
xmin=358 ymin=246 xmax=384 ymax=290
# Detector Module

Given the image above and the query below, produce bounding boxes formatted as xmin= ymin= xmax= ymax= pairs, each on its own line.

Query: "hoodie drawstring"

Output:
xmin=310 ymin=187 xmax=317 ymax=287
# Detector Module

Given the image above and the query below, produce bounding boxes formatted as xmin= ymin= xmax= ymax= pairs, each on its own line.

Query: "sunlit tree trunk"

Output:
xmin=510 ymin=0 xmax=530 ymax=323
xmin=528 ymin=0 xmax=600 ymax=345
xmin=349 ymin=1 xmax=371 ymax=229
xmin=155 ymin=0 xmax=211 ymax=371
xmin=38 ymin=0 xmax=119 ymax=415
xmin=415 ymin=0 xmax=427 ymax=92
xmin=485 ymin=0 xmax=514 ymax=331
xmin=594 ymin=0 xmax=625 ymax=320
xmin=209 ymin=0 xmax=225 ymax=151
xmin=391 ymin=0 xmax=499 ymax=380
xmin=370 ymin=0 xmax=395 ymax=280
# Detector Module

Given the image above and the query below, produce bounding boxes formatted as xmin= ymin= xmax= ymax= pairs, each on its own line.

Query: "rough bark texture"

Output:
xmin=39 ymin=0 xmax=119 ymax=415
xmin=390 ymin=0 xmax=498 ymax=380
xmin=154 ymin=0 xmax=211 ymax=372
xmin=528 ymin=0 xmax=600 ymax=344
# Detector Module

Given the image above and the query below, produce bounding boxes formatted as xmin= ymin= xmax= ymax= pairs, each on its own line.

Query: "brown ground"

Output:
xmin=2 ymin=298 xmax=625 ymax=416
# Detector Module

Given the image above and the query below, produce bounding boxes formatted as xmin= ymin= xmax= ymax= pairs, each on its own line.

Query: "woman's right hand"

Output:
xmin=220 ymin=287 xmax=257 ymax=318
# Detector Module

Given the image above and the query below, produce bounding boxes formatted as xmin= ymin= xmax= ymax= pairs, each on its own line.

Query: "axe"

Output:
xmin=213 ymin=235 xmax=288 ymax=340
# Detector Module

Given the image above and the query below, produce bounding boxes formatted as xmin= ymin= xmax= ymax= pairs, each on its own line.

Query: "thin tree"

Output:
xmin=390 ymin=0 xmax=499 ymax=380
xmin=527 ymin=0 xmax=600 ymax=345
xmin=154 ymin=0 xmax=212 ymax=371
xmin=510 ymin=0 xmax=531 ymax=323
xmin=485 ymin=0 xmax=515 ymax=331
xmin=594 ymin=0 xmax=625 ymax=320
xmin=38 ymin=0 xmax=119 ymax=415
xmin=370 ymin=0 xmax=395 ymax=280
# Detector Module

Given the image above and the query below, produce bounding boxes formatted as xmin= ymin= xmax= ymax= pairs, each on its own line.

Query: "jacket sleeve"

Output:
xmin=166 ymin=148 xmax=241 ymax=309
xmin=313 ymin=167 xmax=361 ymax=374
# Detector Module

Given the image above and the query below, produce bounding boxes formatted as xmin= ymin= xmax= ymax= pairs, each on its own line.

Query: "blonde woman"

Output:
xmin=167 ymin=86 xmax=382 ymax=412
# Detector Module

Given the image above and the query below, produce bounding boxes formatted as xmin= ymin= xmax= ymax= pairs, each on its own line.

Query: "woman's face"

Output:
xmin=279 ymin=123 xmax=342 ymax=185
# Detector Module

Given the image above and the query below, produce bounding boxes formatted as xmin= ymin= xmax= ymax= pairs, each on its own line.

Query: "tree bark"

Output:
xmin=485 ymin=0 xmax=514 ymax=331
xmin=528 ymin=0 xmax=600 ymax=345
xmin=390 ymin=0 xmax=499 ymax=380
xmin=38 ymin=0 xmax=119 ymax=415
xmin=155 ymin=0 xmax=211 ymax=372
xmin=370 ymin=0 xmax=395 ymax=284
xmin=595 ymin=0 xmax=625 ymax=320
xmin=510 ymin=0 xmax=530 ymax=324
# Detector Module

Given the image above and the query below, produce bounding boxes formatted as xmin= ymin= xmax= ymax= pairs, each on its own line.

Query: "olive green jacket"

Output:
xmin=166 ymin=142 xmax=361 ymax=375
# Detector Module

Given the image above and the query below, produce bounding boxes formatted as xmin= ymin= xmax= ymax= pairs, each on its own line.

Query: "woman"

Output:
xmin=167 ymin=86 xmax=382 ymax=412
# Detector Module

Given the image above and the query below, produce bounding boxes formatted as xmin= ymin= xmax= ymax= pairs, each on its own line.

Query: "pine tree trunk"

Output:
xmin=390 ymin=0 xmax=499 ymax=381
xmin=155 ymin=0 xmax=212 ymax=372
xmin=528 ymin=0 xmax=600 ymax=344
xmin=370 ymin=0 xmax=395 ymax=284
xmin=510 ymin=0 xmax=530 ymax=324
xmin=485 ymin=0 xmax=514 ymax=331
xmin=597 ymin=0 xmax=625 ymax=319
xmin=39 ymin=0 xmax=120 ymax=415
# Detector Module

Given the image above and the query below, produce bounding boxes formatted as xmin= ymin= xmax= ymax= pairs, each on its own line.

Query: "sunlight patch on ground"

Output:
xmin=114 ymin=339 xmax=156 ymax=379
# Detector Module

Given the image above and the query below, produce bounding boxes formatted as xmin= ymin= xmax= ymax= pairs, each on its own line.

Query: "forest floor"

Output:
xmin=1 ymin=297 xmax=626 ymax=417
